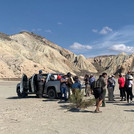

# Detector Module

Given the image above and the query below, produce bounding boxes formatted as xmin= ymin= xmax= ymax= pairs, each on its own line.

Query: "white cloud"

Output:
xmin=109 ymin=44 xmax=134 ymax=53
xmin=88 ymin=25 xmax=134 ymax=56
xmin=99 ymin=26 xmax=113 ymax=35
xmin=92 ymin=26 xmax=113 ymax=35
xmin=92 ymin=29 xmax=98 ymax=33
xmin=93 ymin=25 xmax=134 ymax=48
xmin=45 ymin=29 xmax=52 ymax=33
xmin=70 ymin=42 xmax=92 ymax=51
xmin=57 ymin=22 xmax=62 ymax=25
xmin=32 ymin=28 xmax=42 ymax=32
xmin=20 ymin=29 xmax=29 ymax=32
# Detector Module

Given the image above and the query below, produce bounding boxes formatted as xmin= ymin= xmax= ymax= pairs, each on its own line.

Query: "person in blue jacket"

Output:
xmin=72 ymin=76 xmax=81 ymax=94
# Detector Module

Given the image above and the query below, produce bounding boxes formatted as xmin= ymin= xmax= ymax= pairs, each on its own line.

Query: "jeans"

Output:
xmin=61 ymin=87 xmax=67 ymax=100
xmin=67 ymin=87 xmax=72 ymax=98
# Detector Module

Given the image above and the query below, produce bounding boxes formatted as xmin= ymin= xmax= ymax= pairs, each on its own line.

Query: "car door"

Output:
xmin=20 ymin=74 xmax=28 ymax=93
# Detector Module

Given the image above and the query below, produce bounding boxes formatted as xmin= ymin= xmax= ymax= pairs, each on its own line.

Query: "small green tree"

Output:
xmin=69 ymin=89 xmax=95 ymax=109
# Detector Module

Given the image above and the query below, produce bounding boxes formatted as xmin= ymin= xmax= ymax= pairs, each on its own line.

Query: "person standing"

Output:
xmin=107 ymin=76 xmax=114 ymax=101
xmin=60 ymin=75 xmax=68 ymax=101
xmin=93 ymin=77 xmax=103 ymax=113
xmin=100 ymin=73 xmax=107 ymax=107
xmin=72 ymin=76 xmax=81 ymax=94
xmin=112 ymin=75 xmax=116 ymax=96
xmin=118 ymin=74 xmax=126 ymax=101
xmin=126 ymin=75 xmax=133 ymax=103
xmin=66 ymin=72 xmax=73 ymax=99
xmin=84 ymin=74 xmax=90 ymax=96
xmin=37 ymin=70 xmax=45 ymax=98
xmin=125 ymin=71 xmax=131 ymax=81
xmin=89 ymin=74 xmax=96 ymax=94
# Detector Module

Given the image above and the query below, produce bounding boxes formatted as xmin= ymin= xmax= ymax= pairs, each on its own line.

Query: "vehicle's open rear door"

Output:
xmin=31 ymin=74 xmax=37 ymax=93
xmin=20 ymin=74 xmax=28 ymax=93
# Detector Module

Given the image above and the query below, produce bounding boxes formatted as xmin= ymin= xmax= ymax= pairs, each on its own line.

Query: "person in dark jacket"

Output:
xmin=93 ymin=75 xmax=103 ymax=113
xmin=100 ymin=73 xmax=107 ymax=107
xmin=37 ymin=70 xmax=45 ymax=98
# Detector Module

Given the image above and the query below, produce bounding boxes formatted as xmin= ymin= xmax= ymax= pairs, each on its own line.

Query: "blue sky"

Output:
xmin=0 ymin=0 xmax=134 ymax=57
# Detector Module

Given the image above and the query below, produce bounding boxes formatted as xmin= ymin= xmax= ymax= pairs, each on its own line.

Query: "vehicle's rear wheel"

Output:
xmin=48 ymin=88 xmax=56 ymax=99
xmin=17 ymin=87 xmax=28 ymax=98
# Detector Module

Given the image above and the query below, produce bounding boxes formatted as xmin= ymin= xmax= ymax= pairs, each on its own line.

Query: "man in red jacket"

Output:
xmin=118 ymin=73 xmax=126 ymax=101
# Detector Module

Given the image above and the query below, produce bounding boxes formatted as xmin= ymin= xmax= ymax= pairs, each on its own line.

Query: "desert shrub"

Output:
xmin=69 ymin=89 xmax=95 ymax=109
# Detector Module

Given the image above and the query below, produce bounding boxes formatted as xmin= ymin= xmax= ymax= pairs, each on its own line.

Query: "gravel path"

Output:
xmin=0 ymin=80 xmax=134 ymax=134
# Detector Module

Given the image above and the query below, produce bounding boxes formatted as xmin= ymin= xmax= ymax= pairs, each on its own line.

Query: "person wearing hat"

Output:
xmin=126 ymin=75 xmax=133 ymax=103
xmin=37 ymin=70 xmax=45 ymax=98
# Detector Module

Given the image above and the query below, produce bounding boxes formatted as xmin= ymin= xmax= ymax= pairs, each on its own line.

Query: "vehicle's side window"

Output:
xmin=50 ymin=75 xmax=55 ymax=81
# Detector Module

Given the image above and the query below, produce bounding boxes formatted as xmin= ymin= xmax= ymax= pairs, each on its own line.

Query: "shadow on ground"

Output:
xmin=114 ymin=103 xmax=134 ymax=106
xmin=106 ymin=100 xmax=121 ymax=103
xmin=59 ymin=104 xmax=94 ymax=113
xmin=7 ymin=96 xmax=38 ymax=99
xmin=43 ymin=99 xmax=58 ymax=102
xmin=124 ymin=110 xmax=134 ymax=112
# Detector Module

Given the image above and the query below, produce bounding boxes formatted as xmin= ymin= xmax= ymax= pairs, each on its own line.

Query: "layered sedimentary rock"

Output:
xmin=0 ymin=32 xmax=97 ymax=78
xmin=88 ymin=52 xmax=134 ymax=75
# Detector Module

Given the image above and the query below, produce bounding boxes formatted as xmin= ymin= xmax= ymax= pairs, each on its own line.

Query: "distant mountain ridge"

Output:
xmin=88 ymin=52 xmax=134 ymax=75
xmin=0 ymin=31 xmax=134 ymax=78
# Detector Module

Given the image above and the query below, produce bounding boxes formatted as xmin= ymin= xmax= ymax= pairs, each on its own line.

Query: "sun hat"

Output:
xmin=128 ymin=75 xmax=133 ymax=80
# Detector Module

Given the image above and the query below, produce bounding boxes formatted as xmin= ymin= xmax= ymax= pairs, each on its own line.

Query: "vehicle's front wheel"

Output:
xmin=48 ymin=88 xmax=56 ymax=99
xmin=17 ymin=87 xmax=28 ymax=98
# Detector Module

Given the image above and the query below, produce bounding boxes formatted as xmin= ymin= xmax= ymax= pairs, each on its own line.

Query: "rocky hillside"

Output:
xmin=88 ymin=52 xmax=134 ymax=75
xmin=0 ymin=32 xmax=97 ymax=78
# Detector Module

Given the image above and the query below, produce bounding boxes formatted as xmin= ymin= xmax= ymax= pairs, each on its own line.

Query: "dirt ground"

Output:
xmin=0 ymin=80 xmax=134 ymax=134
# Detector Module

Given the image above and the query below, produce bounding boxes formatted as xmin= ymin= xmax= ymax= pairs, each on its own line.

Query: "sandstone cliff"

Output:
xmin=0 ymin=31 xmax=97 ymax=78
xmin=88 ymin=52 xmax=134 ymax=75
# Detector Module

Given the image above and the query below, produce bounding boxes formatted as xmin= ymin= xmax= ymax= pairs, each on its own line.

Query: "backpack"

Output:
xmin=92 ymin=78 xmax=102 ymax=90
